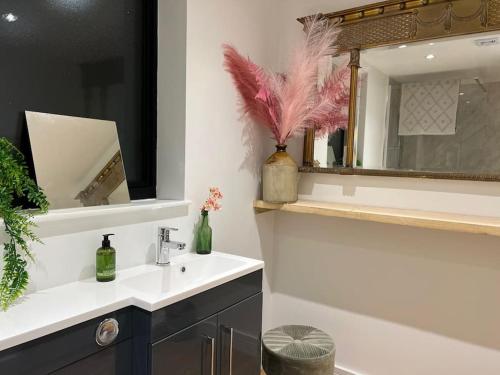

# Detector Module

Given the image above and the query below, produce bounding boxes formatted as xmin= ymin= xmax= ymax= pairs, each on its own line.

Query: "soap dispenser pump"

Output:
xmin=96 ymin=234 xmax=116 ymax=282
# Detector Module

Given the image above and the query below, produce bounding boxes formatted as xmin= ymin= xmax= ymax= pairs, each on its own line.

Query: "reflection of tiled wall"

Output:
xmin=387 ymin=82 xmax=500 ymax=173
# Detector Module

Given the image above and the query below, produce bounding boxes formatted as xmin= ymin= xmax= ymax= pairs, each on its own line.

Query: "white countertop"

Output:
xmin=0 ymin=252 xmax=264 ymax=351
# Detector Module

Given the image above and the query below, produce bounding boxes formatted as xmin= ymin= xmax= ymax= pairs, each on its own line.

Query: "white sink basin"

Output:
xmin=0 ymin=251 xmax=264 ymax=352
xmin=121 ymin=253 xmax=247 ymax=295
xmin=118 ymin=252 xmax=264 ymax=310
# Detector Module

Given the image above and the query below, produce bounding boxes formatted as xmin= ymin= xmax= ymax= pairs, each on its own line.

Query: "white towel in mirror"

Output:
xmin=398 ymin=79 xmax=460 ymax=136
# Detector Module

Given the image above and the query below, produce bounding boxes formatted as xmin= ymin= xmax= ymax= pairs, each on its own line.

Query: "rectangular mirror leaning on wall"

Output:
xmin=26 ymin=111 xmax=130 ymax=210
xmin=305 ymin=0 xmax=500 ymax=182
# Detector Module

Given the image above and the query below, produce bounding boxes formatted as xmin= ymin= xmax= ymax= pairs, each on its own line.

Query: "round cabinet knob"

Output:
xmin=95 ymin=318 xmax=120 ymax=347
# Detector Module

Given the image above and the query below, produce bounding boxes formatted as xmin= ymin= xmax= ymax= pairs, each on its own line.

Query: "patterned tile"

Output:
xmin=399 ymin=79 xmax=460 ymax=135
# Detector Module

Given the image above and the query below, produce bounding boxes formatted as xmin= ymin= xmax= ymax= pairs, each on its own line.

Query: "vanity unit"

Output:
xmin=0 ymin=253 xmax=263 ymax=375
xmin=136 ymin=271 xmax=262 ymax=375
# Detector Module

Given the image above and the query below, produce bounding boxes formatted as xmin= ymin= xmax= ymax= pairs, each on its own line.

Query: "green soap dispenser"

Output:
xmin=96 ymin=234 xmax=116 ymax=282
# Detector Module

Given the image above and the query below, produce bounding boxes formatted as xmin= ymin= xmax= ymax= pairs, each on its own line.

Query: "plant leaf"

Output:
xmin=0 ymin=138 xmax=49 ymax=310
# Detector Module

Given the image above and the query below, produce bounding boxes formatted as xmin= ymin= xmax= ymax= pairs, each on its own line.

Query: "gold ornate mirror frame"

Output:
xmin=300 ymin=0 xmax=500 ymax=182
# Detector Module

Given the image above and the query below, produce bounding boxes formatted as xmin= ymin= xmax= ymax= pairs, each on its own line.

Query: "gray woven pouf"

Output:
xmin=262 ymin=325 xmax=335 ymax=375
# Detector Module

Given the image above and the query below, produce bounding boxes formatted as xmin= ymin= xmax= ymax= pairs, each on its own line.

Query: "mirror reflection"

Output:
xmin=313 ymin=54 xmax=351 ymax=168
xmin=355 ymin=32 xmax=500 ymax=174
xmin=26 ymin=111 xmax=130 ymax=209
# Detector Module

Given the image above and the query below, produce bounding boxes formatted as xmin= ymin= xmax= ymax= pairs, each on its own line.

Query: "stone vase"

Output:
xmin=262 ymin=145 xmax=298 ymax=203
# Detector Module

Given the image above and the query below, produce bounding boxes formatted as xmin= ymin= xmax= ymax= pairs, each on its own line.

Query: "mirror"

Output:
xmin=301 ymin=0 xmax=500 ymax=181
xmin=26 ymin=111 xmax=130 ymax=209
xmin=355 ymin=31 xmax=500 ymax=175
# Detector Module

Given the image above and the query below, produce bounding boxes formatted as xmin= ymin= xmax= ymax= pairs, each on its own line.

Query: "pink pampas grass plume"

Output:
xmin=223 ymin=16 xmax=345 ymax=145
xmin=312 ymin=62 xmax=351 ymax=137
xmin=222 ymin=45 xmax=281 ymax=141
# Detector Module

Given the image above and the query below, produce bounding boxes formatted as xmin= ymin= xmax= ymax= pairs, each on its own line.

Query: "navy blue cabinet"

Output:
xmin=219 ymin=294 xmax=263 ymax=375
xmin=0 ymin=308 xmax=132 ymax=375
xmin=150 ymin=293 xmax=262 ymax=375
xmin=0 ymin=270 xmax=263 ymax=375
xmin=51 ymin=339 xmax=133 ymax=375
xmin=135 ymin=270 xmax=263 ymax=375
xmin=152 ymin=316 xmax=218 ymax=375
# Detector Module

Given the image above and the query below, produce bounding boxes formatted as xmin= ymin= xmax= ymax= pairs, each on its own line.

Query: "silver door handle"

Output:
xmin=223 ymin=327 xmax=234 ymax=375
xmin=228 ymin=327 xmax=234 ymax=375
xmin=207 ymin=336 xmax=215 ymax=375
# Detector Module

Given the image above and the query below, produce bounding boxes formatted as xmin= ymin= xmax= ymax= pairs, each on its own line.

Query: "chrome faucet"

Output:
xmin=157 ymin=227 xmax=186 ymax=265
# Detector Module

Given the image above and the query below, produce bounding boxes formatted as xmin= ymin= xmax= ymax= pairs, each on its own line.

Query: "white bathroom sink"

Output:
xmin=121 ymin=253 xmax=247 ymax=295
xmin=0 ymin=251 xmax=263 ymax=351
xmin=118 ymin=252 xmax=263 ymax=310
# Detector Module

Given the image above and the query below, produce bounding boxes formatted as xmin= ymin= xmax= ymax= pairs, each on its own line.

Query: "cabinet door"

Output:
xmin=152 ymin=315 xmax=218 ymax=375
xmin=219 ymin=293 xmax=262 ymax=375
xmin=51 ymin=339 xmax=132 ymax=375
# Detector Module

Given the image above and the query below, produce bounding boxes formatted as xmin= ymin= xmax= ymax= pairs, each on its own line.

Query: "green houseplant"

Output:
xmin=0 ymin=138 xmax=48 ymax=310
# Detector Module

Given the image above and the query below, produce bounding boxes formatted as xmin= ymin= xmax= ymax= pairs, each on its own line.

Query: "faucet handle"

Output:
xmin=158 ymin=227 xmax=178 ymax=240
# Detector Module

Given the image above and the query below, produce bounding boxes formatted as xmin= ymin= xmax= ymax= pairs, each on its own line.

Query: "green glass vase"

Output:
xmin=196 ymin=210 xmax=212 ymax=254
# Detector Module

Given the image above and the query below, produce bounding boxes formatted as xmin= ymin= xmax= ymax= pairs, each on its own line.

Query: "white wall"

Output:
xmin=184 ymin=0 xmax=278 ymax=330
xmin=270 ymin=1 xmax=500 ymax=374
xmin=157 ymin=0 xmax=187 ymax=200
xmin=273 ymin=174 xmax=500 ymax=375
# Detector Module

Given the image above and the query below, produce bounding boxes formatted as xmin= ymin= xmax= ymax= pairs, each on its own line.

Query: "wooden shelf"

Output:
xmin=254 ymin=200 xmax=500 ymax=237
